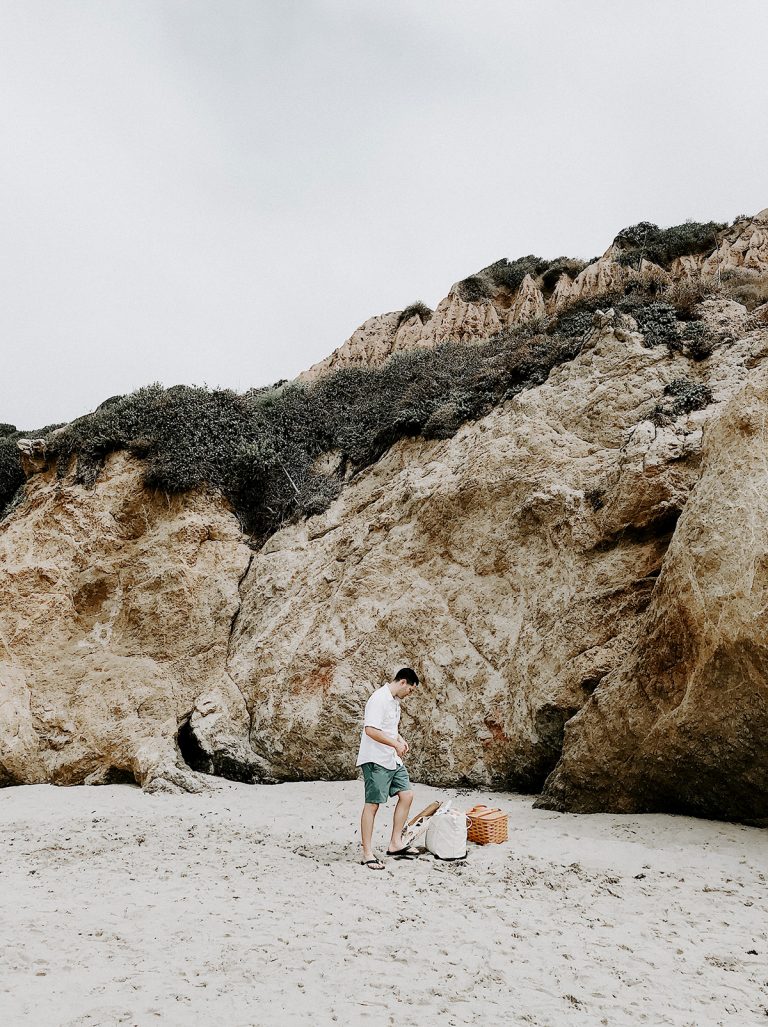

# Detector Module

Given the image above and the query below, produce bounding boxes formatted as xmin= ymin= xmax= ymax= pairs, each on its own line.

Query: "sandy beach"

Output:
xmin=1 ymin=780 xmax=766 ymax=1026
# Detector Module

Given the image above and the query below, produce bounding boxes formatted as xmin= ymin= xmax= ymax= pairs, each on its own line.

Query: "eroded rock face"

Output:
xmin=300 ymin=211 xmax=768 ymax=384
xmin=229 ymin=308 xmax=768 ymax=802
xmin=299 ymin=287 xmax=512 ymax=383
xmin=538 ymin=368 xmax=768 ymax=822
xmin=0 ymin=453 xmax=266 ymax=792
xmin=702 ymin=208 xmax=768 ymax=276
xmin=2 ymin=257 xmax=768 ymax=820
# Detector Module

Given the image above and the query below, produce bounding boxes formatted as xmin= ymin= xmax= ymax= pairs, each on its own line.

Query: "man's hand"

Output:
xmin=365 ymin=726 xmax=408 ymax=756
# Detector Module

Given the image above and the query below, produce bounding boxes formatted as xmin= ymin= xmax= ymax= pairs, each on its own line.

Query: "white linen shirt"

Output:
xmin=355 ymin=684 xmax=402 ymax=770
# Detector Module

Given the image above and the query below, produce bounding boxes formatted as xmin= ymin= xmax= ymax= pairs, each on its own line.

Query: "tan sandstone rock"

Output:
xmin=2 ymin=305 xmax=767 ymax=810
xmin=701 ymin=208 xmax=768 ymax=277
xmin=508 ymin=274 xmax=546 ymax=324
xmin=228 ymin=309 xmax=768 ymax=800
xmin=2 ymin=220 xmax=768 ymax=822
xmin=300 ymin=211 xmax=768 ymax=384
xmin=538 ymin=367 xmax=768 ymax=822
xmin=0 ymin=452 xmax=263 ymax=792
xmin=300 ymin=311 xmax=402 ymax=381
xmin=549 ymin=272 xmax=574 ymax=311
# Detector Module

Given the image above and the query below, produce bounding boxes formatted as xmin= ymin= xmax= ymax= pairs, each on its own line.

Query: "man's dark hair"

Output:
xmin=394 ymin=667 xmax=419 ymax=686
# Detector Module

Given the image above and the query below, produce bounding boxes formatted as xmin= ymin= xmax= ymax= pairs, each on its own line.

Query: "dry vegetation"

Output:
xmin=2 ymin=217 xmax=765 ymax=533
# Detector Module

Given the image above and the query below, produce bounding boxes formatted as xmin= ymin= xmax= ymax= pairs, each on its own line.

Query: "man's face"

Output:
xmin=397 ymin=680 xmax=418 ymax=697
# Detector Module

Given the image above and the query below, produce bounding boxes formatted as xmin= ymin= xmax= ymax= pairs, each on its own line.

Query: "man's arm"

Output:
xmin=365 ymin=726 xmax=406 ymax=757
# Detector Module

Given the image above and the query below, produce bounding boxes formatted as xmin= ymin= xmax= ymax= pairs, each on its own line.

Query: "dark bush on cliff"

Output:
xmin=548 ymin=282 xmax=716 ymax=354
xmin=633 ymin=303 xmax=680 ymax=348
xmin=540 ymin=257 xmax=588 ymax=295
xmin=0 ymin=438 xmax=25 ymax=514
xmin=457 ymin=256 xmax=550 ymax=301
xmin=10 ymin=268 xmax=726 ymax=536
xmin=49 ymin=383 xmax=262 ymax=491
xmin=614 ymin=220 xmax=724 ymax=270
xmin=652 ymin=377 xmax=713 ymax=424
xmin=664 ymin=377 xmax=713 ymax=415
xmin=44 ymin=324 xmax=583 ymax=539
xmin=397 ymin=302 xmax=433 ymax=327
xmin=457 ymin=256 xmax=589 ymax=303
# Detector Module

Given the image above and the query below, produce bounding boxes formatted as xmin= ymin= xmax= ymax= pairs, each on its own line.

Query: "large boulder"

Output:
xmin=538 ymin=369 xmax=768 ymax=822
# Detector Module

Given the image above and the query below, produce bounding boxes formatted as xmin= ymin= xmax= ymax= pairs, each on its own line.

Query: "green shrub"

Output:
xmin=39 ymin=324 xmax=584 ymax=539
xmin=96 ymin=395 xmax=125 ymax=411
xmin=49 ymin=383 xmax=261 ymax=491
xmin=552 ymin=307 xmax=599 ymax=339
xmin=653 ymin=377 xmax=713 ymax=423
xmin=680 ymin=321 xmax=714 ymax=360
xmin=0 ymin=438 xmax=24 ymax=515
xmin=421 ymin=401 xmax=465 ymax=439
xmin=614 ymin=220 xmax=725 ymax=270
xmin=548 ymin=290 xmax=638 ymax=336
xmin=540 ymin=257 xmax=588 ymax=294
xmin=614 ymin=222 xmax=657 ymax=249
xmin=456 ymin=254 xmax=591 ymax=304
xmin=548 ymin=284 xmax=721 ymax=356
xmin=456 ymin=256 xmax=550 ymax=301
xmin=667 ymin=377 xmax=713 ymax=414
xmin=664 ymin=278 xmax=711 ymax=319
xmin=632 ymin=303 xmax=680 ymax=348
xmin=397 ymin=302 xmax=433 ymax=327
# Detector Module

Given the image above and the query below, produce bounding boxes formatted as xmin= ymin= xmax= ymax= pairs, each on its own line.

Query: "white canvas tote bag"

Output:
xmin=425 ymin=807 xmax=467 ymax=860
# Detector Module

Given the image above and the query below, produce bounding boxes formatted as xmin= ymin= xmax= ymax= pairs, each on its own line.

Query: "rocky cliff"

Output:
xmin=2 ymin=211 xmax=768 ymax=822
xmin=539 ymin=360 xmax=768 ymax=822
xmin=0 ymin=453 xmax=267 ymax=792
xmin=300 ymin=209 xmax=768 ymax=382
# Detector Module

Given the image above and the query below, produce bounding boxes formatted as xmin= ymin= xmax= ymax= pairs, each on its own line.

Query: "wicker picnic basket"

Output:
xmin=466 ymin=805 xmax=508 ymax=845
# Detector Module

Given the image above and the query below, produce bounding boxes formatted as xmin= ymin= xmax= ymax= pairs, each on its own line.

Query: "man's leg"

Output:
xmin=388 ymin=789 xmax=414 ymax=852
xmin=361 ymin=802 xmax=380 ymax=862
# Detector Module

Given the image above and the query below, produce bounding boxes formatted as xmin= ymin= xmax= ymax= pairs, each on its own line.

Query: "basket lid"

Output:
xmin=468 ymin=808 xmax=506 ymax=822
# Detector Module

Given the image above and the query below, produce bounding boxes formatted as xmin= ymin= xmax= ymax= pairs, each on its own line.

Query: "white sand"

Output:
xmin=0 ymin=781 xmax=766 ymax=1027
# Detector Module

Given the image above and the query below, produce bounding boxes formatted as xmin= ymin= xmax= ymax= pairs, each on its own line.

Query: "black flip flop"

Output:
xmin=386 ymin=846 xmax=420 ymax=858
xmin=361 ymin=857 xmax=385 ymax=870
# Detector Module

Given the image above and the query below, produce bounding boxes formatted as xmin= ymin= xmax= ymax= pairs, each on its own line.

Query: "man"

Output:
xmin=357 ymin=667 xmax=420 ymax=870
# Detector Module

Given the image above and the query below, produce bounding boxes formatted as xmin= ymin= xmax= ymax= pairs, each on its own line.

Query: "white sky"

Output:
xmin=1 ymin=0 xmax=767 ymax=429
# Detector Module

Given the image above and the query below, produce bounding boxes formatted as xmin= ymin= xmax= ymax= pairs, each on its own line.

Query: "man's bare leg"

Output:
xmin=361 ymin=802 xmax=381 ymax=864
xmin=388 ymin=789 xmax=414 ymax=852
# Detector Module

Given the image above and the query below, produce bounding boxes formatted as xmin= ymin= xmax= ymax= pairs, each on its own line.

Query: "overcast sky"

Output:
xmin=1 ymin=1 xmax=767 ymax=429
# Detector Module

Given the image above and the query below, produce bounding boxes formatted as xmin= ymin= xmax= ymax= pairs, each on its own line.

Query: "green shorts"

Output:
xmin=360 ymin=762 xmax=411 ymax=805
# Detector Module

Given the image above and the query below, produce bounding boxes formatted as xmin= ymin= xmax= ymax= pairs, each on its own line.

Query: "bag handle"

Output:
xmin=407 ymin=800 xmax=441 ymax=827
